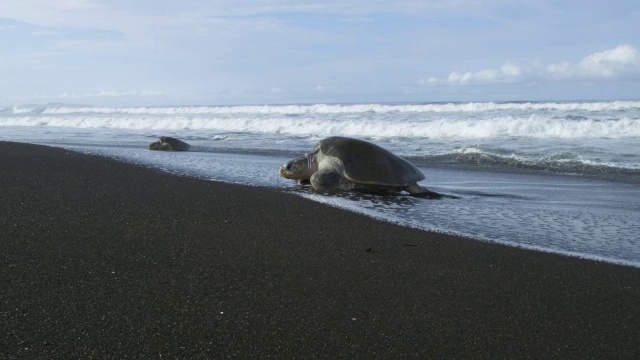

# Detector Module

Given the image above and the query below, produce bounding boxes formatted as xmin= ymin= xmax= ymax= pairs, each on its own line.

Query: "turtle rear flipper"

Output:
xmin=405 ymin=184 xmax=445 ymax=198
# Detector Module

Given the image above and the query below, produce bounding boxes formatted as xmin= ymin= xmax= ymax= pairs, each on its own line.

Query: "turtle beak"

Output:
xmin=279 ymin=161 xmax=300 ymax=179
xmin=279 ymin=164 xmax=290 ymax=177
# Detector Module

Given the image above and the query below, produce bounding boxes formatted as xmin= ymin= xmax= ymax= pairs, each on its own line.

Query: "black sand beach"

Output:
xmin=1 ymin=141 xmax=639 ymax=359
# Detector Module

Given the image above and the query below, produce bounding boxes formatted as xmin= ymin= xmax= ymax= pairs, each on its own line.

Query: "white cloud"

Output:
xmin=501 ymin=63 xmax=523 ymax=77
xmin=428 ymin=45 xmax=640 ymax=86
xmin=577 ymin=45 xmax=640 ymax=78
xmin=418 ymin=77 xmax=442 ymax=85
xmin=446 ymin=63 xmax=529 ymax=85
xmin=545 ymin=61 xmax=572 ymax=79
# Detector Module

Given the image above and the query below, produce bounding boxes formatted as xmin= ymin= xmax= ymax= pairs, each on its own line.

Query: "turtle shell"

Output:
xmin=159 ymin=136 xmax=190 ymax=151
xmin=318 ymin=137 xmax=425 ymax=186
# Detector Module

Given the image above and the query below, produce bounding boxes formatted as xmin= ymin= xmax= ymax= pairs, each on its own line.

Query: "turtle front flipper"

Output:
xmin=310 ymin=170 xmax=348 ymax=191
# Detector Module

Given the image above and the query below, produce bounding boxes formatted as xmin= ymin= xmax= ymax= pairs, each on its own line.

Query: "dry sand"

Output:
xmin=1 ymin=141 xmax=639 ymax=358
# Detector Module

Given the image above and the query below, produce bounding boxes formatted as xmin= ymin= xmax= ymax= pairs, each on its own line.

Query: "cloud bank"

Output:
xmin=425 ymin=45 xmax=640 ymax=86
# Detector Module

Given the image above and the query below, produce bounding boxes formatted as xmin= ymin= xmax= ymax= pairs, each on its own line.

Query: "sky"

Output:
xmin=1 ymin=0 xmax=639 ymax=106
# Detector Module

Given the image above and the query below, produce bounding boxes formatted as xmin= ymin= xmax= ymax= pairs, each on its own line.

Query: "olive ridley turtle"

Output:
xmin=148 ymin=136 xmax=191 ymax=151
xmin=279 ymin=136 xmax=444 ymax=198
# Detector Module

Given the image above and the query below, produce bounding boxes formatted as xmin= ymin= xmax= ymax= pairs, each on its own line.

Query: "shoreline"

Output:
xmin=2 ymin=141 xmax=639 ymax=358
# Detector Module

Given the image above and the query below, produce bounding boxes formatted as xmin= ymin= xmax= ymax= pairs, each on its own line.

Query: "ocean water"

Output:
xmin=2 ymin=101 xmax=639 ymax=267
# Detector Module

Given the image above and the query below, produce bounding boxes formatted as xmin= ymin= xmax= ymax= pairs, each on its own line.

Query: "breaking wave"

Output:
xmin=2 ymin=114 xmax=639 ymax=140
xmin=409 ymin=147 xmax=640 ymax=182
xmin=6 ymin=100 xmax=640 ymax=115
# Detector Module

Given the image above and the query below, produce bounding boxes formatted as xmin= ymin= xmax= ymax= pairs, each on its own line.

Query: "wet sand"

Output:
xmin=1 ymin=141 xmax=639 ymax=358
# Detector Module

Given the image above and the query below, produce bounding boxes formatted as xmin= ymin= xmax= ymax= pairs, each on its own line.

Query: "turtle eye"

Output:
xmin=285 ymin=163 xmax=293 ymax=171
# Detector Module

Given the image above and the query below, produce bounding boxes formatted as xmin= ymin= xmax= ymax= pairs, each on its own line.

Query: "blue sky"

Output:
xmin=1 ymin=0 xmax=639 ymax=106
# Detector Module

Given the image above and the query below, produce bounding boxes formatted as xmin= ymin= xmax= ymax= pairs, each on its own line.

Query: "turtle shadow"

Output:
xmin=290 ymin=185 xmax=452 ymax=206
xmin=453 ymin=189 xmax=532 ymax=200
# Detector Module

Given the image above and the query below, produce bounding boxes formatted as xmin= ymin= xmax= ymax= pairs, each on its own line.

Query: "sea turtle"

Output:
xmin=148 ymin=136 xmax=191 ymax=151
xmin=279 ymin=136 xmax=444 ymax=198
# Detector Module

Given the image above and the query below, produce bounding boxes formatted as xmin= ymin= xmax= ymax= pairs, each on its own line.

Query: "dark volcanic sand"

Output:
xmin=1 ymin=141 xmax=639 ymax=359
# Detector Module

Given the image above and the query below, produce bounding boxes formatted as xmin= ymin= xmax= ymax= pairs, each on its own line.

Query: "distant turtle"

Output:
xmin=279 ymin=136 xmax=444 ymax=198
xmin=149 ymin=136 xmax=191 ymax=151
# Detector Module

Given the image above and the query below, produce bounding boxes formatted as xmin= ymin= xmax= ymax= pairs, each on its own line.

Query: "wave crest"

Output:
xmin=417 ymin=147 xmax=640 ymax=180
xmin=8 ymin=100 xmax=640 ymax=115
xmin=3 ymin=114 xmax=639 ymax=139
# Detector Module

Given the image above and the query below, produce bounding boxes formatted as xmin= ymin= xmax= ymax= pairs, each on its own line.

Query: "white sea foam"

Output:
xmin=15 ymin=100 xmax=640 ymax=115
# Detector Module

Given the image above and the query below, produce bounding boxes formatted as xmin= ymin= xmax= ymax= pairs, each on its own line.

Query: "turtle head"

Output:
xmin=279 ymin=153 xmax=317 ymax=181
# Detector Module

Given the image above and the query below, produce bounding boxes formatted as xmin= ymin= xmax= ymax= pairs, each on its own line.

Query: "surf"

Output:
xmin=6 ymin=100 xmax=640 ymax=115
